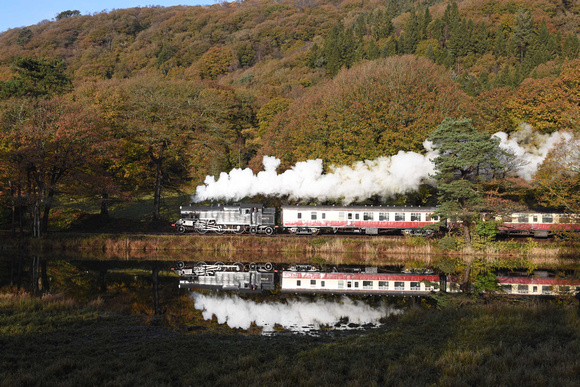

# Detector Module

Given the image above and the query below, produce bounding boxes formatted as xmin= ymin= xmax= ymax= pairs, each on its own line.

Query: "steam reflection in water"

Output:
xmin=191 ymin=291 xmax=401 ymax=333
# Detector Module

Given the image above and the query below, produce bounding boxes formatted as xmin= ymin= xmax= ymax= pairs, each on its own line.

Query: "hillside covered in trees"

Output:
xmin=0 ymin=0 xmax=579 ymax=233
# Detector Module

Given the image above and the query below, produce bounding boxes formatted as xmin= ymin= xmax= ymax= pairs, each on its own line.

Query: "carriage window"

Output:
xmin=394 ymin=281 xmax=405 ymax=290
xmin=348 ymin=213 xmax=353 ymax=220
xmin=364 ymin=212 xmax=374 ymax=221
xmin=518 ymin=215 xmax=529 ymax=223
xmin=311 ymin=212 xmax=317 ymax=220
xmin=339 ymin=212 xmax=344 ymax=220
xmin=395 ymin=213 xmax=405 ymax=221
xmin=322 ymin=213 xmax=326 ymax=220
xmin=347 ymin=281 xmax=352 ymax=288
xmin=354 ymin=282 xmax=359 ymax=288
xmin=378 ymin=281 xmax=389 ymax=289
xmin=297 ymin=280 xmax=301 ymax=286
xmin=338 ymin=281 xmax=344 ymax=289
xmin=297 ymin=213 xmax=302 ymax=219
xmin=542 ymin=215 xmax=553 ymax=223
xmin=355 ymin=214 xmax=360 ymax=220
xmin=517 ymin=285 xmax=528 ymax=294
xmin=410 ymin=282 xmax=421 ymax=290
xmin=379 ymin=212 xmax=389 ymax=221
xmin=363 ymin=281 xmax=373 ymax=289
xmin=321 ymin=281 xmax=325 ymax=287
xmin=533 ymin=215 xmax=538 ymax=222
xmin=411 ymin=213 xmax=421 ymax=222
xmin=310 ymin=280 xmax=316 ymax=287
xmin=542 ymin=286 xmax=551 ymax=294
xmin=532 ymin=286 xmax=538 ymax=293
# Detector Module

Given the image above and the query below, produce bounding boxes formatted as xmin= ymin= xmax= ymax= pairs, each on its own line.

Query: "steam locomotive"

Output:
xmin=173 ymin=203 xmax=276 ymax=235
xmin=172 ymin=202 xmax=580 ymax=237
xmin=173 ymin=261 xmax=580 ymax=297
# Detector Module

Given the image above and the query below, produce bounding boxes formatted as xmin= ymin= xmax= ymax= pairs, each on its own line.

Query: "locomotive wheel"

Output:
xmin=176 ymin=225 xmax=186 ymax=234
xmin=176 ymin=261 xmax=185 ymax=270
xmin=249 ymin=262 xmax=257 ymax=270
xmin=264 ymin=226 xmax=274 ymax=236
xmin=195 ymin=224 xmax=208 ymax=234
xmin=234 ymin=262 xmax=244 ymax=272
xmin=249 ymin=227 xmax=258 ymax=235
xmin=215 ymin=262 xmax=225 ymax=270
xmin=264 ymin=262 xmax=273 ymax=271
xmin=195 ymin=261 xmax=207 ymax=268
xmin=233 ymin=226 xmax=245 ymax=234
xmin=215 ymin=225 xmax=226 ymax=234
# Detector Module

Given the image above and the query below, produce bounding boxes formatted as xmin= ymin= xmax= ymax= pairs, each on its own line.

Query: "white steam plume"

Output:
xmin=193 ymin=140 xmax=438 ymax=203
xmin=193 ymin=127 xmax=574 ymax=203
xmin=494 ymin=124 xmax=574 ymax=180
xmin=192 ymin=292 xmax=398 ymax=333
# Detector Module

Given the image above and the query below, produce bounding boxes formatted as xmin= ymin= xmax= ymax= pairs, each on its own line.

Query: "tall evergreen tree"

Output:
xmin=367 ymin=39 xmax=380 ymax=60
xmin=372 ymin=11 xmax=393 ymax=40
xmin=323 ymin=24 xmax=344 ymax=75
xmin=403 ymin=9 xmax=419 ymax=54
xmin=474 ymin=22 xmax=489 ymax=54
xmin=513 ymin=7 xmax=535 ymax=62
xmin=443 ymin=1 xmax=460 ymax=27
xmin=342 ymin=28 xmax=356 ymax=68
xmin=494 ymin=26 xmax=507 ymax=57
xmin=421 ymin=7 xmax=432 ymax=39
xmin=382 ymin=36 xmax=398 ymax=57
xmin=427 ymin=118 xmax=506 ymax=244
xmin=495 ymin=64 xmax=512 ymax=87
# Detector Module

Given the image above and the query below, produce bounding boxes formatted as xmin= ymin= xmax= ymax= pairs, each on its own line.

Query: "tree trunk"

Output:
xmin=32 ymin=201 xmax=41 ymax=238
xmin=41 ymin=188 xmax=55 ymax=234
xmin=463 ymin=223 xmax=471 ymax=245
xmin=100 ymin=192 xmax=109 ymax=217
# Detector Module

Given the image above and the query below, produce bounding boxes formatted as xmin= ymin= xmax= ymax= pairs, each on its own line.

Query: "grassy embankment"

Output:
xmin=2 ymin=291 xmax=580 ymax=386
xmin=2 ymin=194 xmax=578 ymax=266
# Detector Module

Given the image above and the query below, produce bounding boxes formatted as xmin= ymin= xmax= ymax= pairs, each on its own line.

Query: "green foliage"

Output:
xmin=475 ymin=219 xmax=501 ymax=241
xmin=435 ymin=256 xmax=462 ymax=274
xmin=56 ymin=10 xmax=81 ymax=20
xmin=16 ymin=28 xmax=33 ymax=46
xmin=438 ymin=235 xmax=458 ymax=251
xmin=428 ymin=118 xmax=507 ymax=243
xmin=3 ymin=57 xmax=72 ymax=99
xmin=472 ymin=271 xmax=500 ymax=294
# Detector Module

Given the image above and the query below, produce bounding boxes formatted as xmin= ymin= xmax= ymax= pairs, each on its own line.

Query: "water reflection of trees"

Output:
xmin=2 ymin=255 xmax=177 ymax=316
xmin=3 ymin=252 xmax=580 ymax=326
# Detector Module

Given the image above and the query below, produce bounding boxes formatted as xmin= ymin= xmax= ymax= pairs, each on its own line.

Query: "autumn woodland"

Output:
xmin=0 ymin=0 xmax=579 ymax=235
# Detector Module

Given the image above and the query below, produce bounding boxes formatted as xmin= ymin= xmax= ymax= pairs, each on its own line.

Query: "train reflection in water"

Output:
xmin=172 ymin=262 xmax=580 ymax=297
